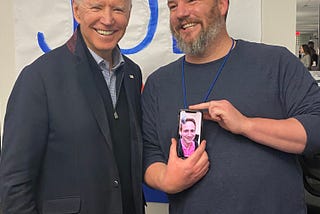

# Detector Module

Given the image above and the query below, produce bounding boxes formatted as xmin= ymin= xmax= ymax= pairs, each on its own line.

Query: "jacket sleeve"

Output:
xmin=0 ymin=66 xmax=48 ymax=213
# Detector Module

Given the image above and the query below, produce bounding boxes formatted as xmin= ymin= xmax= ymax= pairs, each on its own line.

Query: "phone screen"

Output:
xmin=177 ymin=109 xmax=202 ymax=158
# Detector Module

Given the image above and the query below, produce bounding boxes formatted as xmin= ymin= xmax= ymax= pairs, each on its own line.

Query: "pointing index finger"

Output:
xmin=189 ymin=102 xmax=210 ymax=110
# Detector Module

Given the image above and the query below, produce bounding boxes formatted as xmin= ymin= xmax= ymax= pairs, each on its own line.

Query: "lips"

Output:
xmin=96 ymin=29 xmax=114 ymax=36
xmin=181 ymin=22 xmax=197 ymax=30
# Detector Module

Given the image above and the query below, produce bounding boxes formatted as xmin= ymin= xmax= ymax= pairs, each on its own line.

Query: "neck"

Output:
xmin=182 ymin=140 xmax=192 ymax=148
xmin=185 ymin=34 xmax=234 ymax=64
xmin=101 ymin=51 xmax=113 ymax=67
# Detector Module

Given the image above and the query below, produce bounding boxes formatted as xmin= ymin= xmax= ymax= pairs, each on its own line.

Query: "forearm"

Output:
xmin=240 ymin=117 xmax=307 ymax=154
xmin=144 ymin=163 xmax=167 ymax=192
xmin=144 ymin=162 xmax=201 ymax=194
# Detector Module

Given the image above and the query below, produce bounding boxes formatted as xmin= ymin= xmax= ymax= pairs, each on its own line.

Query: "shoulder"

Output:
xmin=146 ymin=57 xmax=183 ymax=83
xmin=235 ymin=40 xmax=300 ymax=67
xmin=237 ymin=40 xmax=291 ymax=57
xmin=142 ymin=57 xmax=183 ymax=98
xmin=10 ymin=47 xmax=69 ymax=100
xmin=18 ymin=45 xmax=67 ymax=78
xmin=25 ymin=44 xmax=71 ymax=73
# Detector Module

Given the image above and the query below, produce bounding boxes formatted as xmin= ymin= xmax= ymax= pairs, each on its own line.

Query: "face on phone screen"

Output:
xmin=177 ymin=110 xmax=202 ymax=158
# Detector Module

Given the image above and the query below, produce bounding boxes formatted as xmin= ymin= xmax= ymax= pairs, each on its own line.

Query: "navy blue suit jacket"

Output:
xmin=0 ymin=28 xmax=144 ymax=214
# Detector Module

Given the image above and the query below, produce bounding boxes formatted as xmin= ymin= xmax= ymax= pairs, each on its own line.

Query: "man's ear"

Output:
xmin=218 ymin=0 xmax=229 ymax=18
xmin=72 ymin=0 xmax=81 ymax=24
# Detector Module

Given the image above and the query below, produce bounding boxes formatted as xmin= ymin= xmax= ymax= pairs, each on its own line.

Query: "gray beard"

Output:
xmin=171 ymin=18 xmax=223 ymax=56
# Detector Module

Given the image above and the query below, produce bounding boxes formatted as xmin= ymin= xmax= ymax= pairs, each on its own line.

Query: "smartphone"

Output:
xmin=177 ymin=109 xmax=203 ymax=158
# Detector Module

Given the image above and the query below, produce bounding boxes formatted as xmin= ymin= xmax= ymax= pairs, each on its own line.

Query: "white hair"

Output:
xmin=73 ymin=0 xmax=132 ymax=5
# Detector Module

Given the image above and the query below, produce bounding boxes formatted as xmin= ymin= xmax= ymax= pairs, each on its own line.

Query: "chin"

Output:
xmin=96 ymin=43 xmax=117 ymax=51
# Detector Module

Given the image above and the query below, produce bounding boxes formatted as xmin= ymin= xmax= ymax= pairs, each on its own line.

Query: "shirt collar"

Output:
xmin=88 ymin=46 xmax=124 ymax=71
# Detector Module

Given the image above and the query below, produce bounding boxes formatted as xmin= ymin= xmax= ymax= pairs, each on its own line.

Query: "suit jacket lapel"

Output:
xmin=69 ymin=29 xmax=114 ymax=151
xmin=76 ymin=61 xmax=114 ymax=151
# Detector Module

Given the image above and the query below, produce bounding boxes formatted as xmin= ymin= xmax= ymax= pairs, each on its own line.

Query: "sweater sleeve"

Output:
xmin=141 ymin=73 xmax=167 ymax=174
xmin=279 ymin=48 xmax=320 ymax=156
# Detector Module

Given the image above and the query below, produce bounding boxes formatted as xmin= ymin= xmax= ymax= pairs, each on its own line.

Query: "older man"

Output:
xmin=0 ymin=0 xmax=145 ymax=213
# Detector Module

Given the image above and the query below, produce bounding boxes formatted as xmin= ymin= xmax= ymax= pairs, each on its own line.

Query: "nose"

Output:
xmin=174 ymin=3 xmax=190 ymax=19
xmin=100 ymin=8 xmax=115 ymax=25
xmin=187 ymin=131 xmax=194 ymax=136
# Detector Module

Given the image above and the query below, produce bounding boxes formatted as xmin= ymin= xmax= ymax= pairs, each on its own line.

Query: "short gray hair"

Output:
xmin=73 ymin=0 xmax=132 ymax=5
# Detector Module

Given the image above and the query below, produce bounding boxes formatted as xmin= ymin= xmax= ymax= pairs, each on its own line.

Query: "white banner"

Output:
xmin=14 ymin=0 xmax=261 ymax=81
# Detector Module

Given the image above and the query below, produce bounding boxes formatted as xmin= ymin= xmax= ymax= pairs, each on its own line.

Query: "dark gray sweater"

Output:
xmin=142 ymin=40 xmax=320 ymax=214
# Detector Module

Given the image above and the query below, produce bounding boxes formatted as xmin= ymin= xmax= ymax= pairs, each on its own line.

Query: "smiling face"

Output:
xmin=168 ymin=0 xmax=225 ymax=56
xmin=73 ymin=0 xmax=131 ymax=60
xmin=180 ymin=120 xmax=196 ymax=146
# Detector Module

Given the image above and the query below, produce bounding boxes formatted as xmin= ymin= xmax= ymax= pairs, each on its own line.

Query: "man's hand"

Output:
xmin=190 ymin=100 xmax=307 ymax=154
xmin=144 ymin=138 xmax=209 ymax=194
xmin=190 ymin=100 xmax=248 ymax=135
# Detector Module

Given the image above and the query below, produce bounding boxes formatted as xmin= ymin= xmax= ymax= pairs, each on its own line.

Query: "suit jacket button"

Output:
xmin=113 ymin=180 xmax=119 ymax=188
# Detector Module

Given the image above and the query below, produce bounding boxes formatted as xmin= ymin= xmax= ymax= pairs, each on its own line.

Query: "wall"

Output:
xmin=261 ymin=0 xmax=296 ymax=53
xmin=0 ymin=0 xmax=15 ymax=138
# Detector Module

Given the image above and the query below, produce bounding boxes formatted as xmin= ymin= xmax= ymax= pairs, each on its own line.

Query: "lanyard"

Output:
xmin=182 ymin=39 xmax=234 ymax=109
